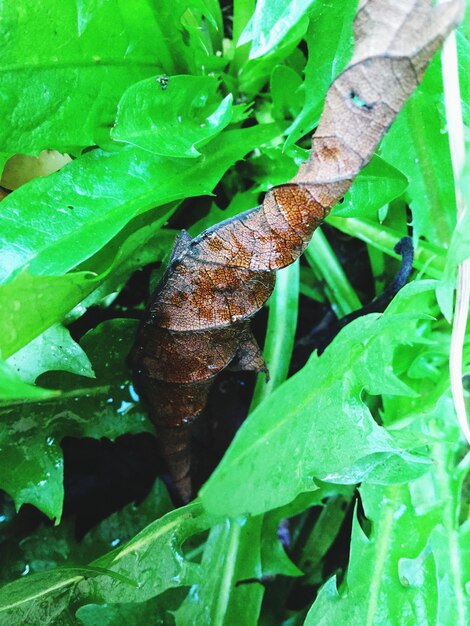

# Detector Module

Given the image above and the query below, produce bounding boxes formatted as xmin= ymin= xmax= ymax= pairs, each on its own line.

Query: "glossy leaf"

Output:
xmin=200 ymin=283 xmax=436 ymax=517
xmin=0 ymin=1 xmax=165 ymax=154
xmin=0 ymin=0 xmax=227 ymax=155
xmin=305 ymin=484 xmax=440 ymax=626
xmin=334 ymin=156 xmax=409 ymax=219
xmin=175 ymin=517 xmax=264 ymax=626
xmin=285 ymin=0 xmax=356 ymax=148
xmin=6 ymin=323 xmax=94 ymax=384
xmin=305 ymin=391 xmax=470 ymax=626
xmin=0 ymin=217 xmax=175 ymax=360
xmin=0 ymin=497 xmax=209 ymax=625
xmin=112 ymin=75 xmax=233 ymax=157
xmin=239 ymin=0 xmax=317 ymax=59
xmin=0 ymin=125 xmax=277 ymax=283
xmin=250 ymin=261 xmax=300 ymax=409
xmin=381 ymin=58 xmax=456 ymax=245
xmin=0 ymin=479 xmax=172 ymax=584
xmin=0 ymin=320 xmax=152 ymax=521
xmin=0 ymin=360 xmax=59 ymax=402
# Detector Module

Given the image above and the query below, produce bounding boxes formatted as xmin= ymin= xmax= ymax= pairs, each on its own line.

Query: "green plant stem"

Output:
xmin=212 ymin=518 xmax=244 ymax=626
xmin=232 ymin=0 xmax=254 ymax=72
xmin=250 ymin=260 xmax=299 ymax=411
xmin=440 ymin=24 xmax=470 ymax=445
xmin=295 ymin=491 xmax=354 ymax=580
xmin=299 ymin=266 xmax=325 ymax=302
xmin=430 ymin=419 xmax=468 ymax=625
xmin=327 ymin=215 xmax=446 ymax=279
xmin=200 ymin=260 xmax=299 ymax=623
xmin=363 ymin=484 xmax=400 ymax=626
xmin=305 ymin=228 xmax=361 ymax=317
xmin=367 ymin=244 xmax=387 ymax=296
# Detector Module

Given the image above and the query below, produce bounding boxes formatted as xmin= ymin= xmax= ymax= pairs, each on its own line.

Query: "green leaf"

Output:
xmin=0 ymin=320 xmax=153 ymax=521
xmin=6 ymin=323 xmax=94 ymax=384
xmin=305 ymin=388 xmax=470 ymax=626
xmin=285 ymin=0 xmax=356 ymax=148
xmin=436 ymin=140 xmax=470 ymax=319
xmin=0 ymin=402 xmax=64 ymax=520
xmin=175 ymin=517 xmax=264 ymax=626
xmin=201 ymin=283 xmax=436 ymax=518
xmin=270 ymin=65 xmax=303 ymax=122
xmin=76 ymin=595 xmax=178 ymax=626
xmin=0 ymin=125 xmax=278 ymax=358
xmin=333 ymin=156 xmax=409 ymax=219
xmin=0 ymin=271 xmax=98 ymax=360
xmin=0 ymin=479 xmax=173 ymax=584
xmin=5 ymin=502 xmax=198 ymax=623
xmin=305 ymin=228 xmax=361 ymax=317
xmin=380 ymin=57 xmax=456 ymax=245
xmin=0 ymin=568 xmax=108 ymax=626
xmin=0 ymin=0 xmax=227 ymax=154
xmin=305 ymin=484 xmax=440 ymax=626
xmin=239 ymin=0 xmax=317 ymax=60
xmin=0 ymin=1 xmax=169 ymax=154
xmin=0 ymin=359 xmax=59 ymax=402
xmin=0 ymin=125 xmax=277 ymax=283
xmin=112 ymin=75 xmax=233 ymax=157
xmin=0 ymin=216 xmax=175 ymax=360
xmin=90 ymin=502 xmax=218 ymax=604
xmin=326 ymin=215 xmax=446 ymax=280
xmin=250 ymin=261 xmax=299 ymax=409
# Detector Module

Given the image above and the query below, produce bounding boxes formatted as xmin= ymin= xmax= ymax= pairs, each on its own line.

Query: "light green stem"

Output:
xmin=232 ymin=0 xmax=255 ymax=72
xmin=305 ymin=228 xmax=361 ymax=317
xmin=213 ymin=519 xmax=244 ymax=626
xmin=430 ymin=420 xmax=467 ymax=626
xmin=250 ymin=260 xmax=299 ymax=411
xmin=327 ymin=215 xmax=446 ymax=279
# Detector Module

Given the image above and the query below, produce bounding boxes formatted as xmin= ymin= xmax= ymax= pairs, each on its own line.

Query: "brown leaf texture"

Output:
xmin=132 ymin=0 xmax=463 ymax=502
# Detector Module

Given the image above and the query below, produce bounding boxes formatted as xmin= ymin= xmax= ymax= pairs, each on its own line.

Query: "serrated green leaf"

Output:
xmin=0 ymin=124 xmax=277 ymax=283
xmin=305 ymin=484 xmax=440 ymax=626
xmin=334 ymin=156 xmax=409 ymax=219
xmin=305 ymin=390 xmax=469 ymax=626
xmin=0 ymin=468 xmax=216 ymax=625
xmin=112 ymin=75 xmax=233 ymax=158
xmin=201 ymin=283 xmax=436 ymax=518
xmin=0 ymin=320 xmax=152 ymax=520
xmin=175 ymin=517 xmax=264 ymax=626
xmin=0 ymin=479 xmax=173 ymax=585
xmin=285 ymin=0 xmax=356 ymax=148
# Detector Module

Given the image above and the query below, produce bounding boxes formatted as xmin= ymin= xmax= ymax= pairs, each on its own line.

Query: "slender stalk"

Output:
xmin=363 ymin=485 xmax=400 ymax=626
xmin=232 ymin=0 xmax=255 ymax=73
xmin=212 ymin=519 xmax=244 ymax=626
xmin=305 ymin=228 xmax=362 ymax=317
xmin=250 ymin=260 xmax=300 ymax=411
xmin=440 ymin=28 xmax=470 ymax=444
xmin=430 ymin=419 xmax=468 ymax=625
xmin=327 ymin=215 xmax=446 ymax=279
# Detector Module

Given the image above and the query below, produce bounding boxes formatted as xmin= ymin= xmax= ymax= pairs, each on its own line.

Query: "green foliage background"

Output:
xmin=0 ymin=1 xmax=468 ymax=624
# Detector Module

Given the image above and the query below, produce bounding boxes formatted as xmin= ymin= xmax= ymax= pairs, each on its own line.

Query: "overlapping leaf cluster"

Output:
xmin=0 ymin=1 xmax=468 ymax=625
